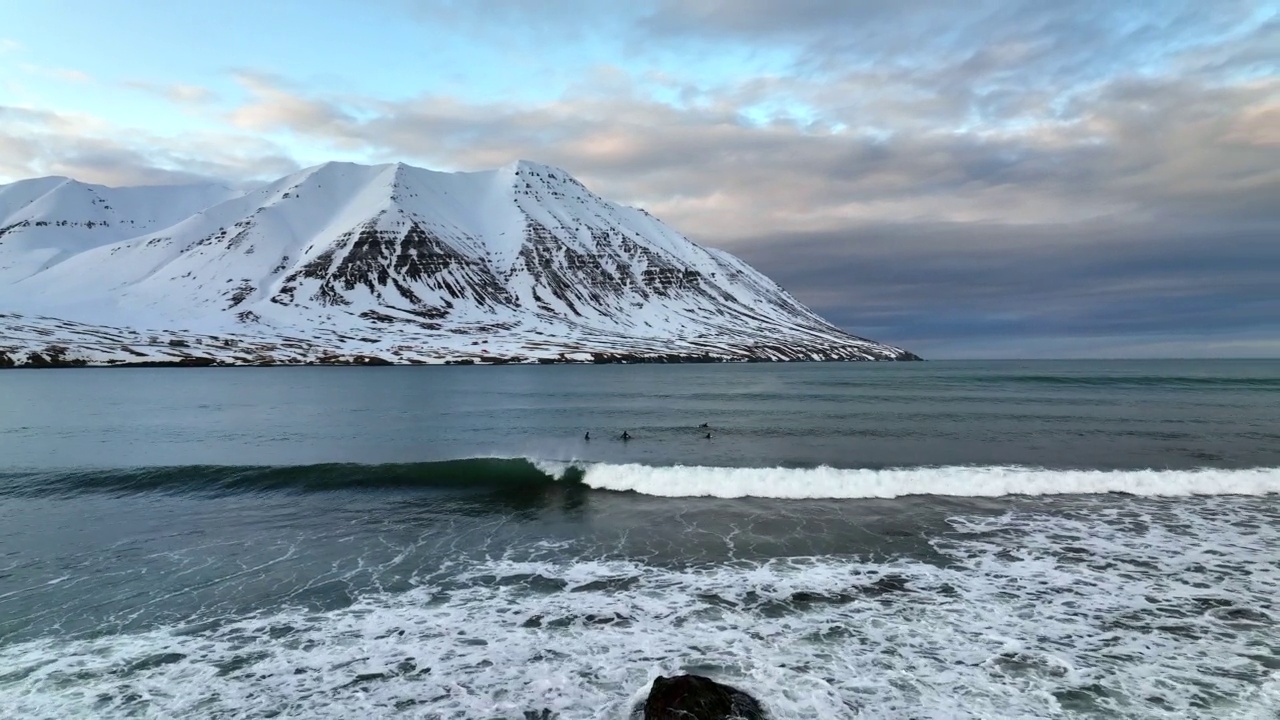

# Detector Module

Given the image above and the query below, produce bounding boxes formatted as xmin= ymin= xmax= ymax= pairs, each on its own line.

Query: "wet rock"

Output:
xmin=641 ymin=674 xmax=767 ymax=719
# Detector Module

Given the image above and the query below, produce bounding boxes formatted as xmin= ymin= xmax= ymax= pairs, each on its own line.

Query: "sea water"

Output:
xmin=1 ymin=361 xmax=1278 ymax=718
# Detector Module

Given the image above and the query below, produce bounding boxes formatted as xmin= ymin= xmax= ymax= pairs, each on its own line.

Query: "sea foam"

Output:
xmin=3 ymin=496 xmax=1277 ymax=718
xmin=569 ymin=463 xmax=1280 ymax=499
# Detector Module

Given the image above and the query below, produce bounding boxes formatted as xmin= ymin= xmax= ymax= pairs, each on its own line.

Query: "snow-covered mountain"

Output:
xmin=0 ymin=161 xmax=918 ymax=366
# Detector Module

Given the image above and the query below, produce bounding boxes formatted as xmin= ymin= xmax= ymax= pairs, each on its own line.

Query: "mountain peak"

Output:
xmin=510 ymin=158 xmax=559 ymax=172
xmin=499 ymin=159 xmax=577 ymax=180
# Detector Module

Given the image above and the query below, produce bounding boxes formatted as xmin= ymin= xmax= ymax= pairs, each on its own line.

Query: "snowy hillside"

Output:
xmin=0 ymin=161 xmax=918 ymax=366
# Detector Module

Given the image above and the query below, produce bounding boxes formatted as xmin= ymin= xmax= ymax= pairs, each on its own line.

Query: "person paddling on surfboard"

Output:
xmin=621 ymin=431 xmax=632 ymax=441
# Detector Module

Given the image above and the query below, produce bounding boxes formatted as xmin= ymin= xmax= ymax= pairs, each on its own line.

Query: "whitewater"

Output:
xmin=565 ymin=462 xmax=1280 ymax=498
xmin=2 ymin=360 xmax=1279 ymax=718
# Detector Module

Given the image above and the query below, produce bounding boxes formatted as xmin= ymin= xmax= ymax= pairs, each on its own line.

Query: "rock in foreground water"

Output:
xmin=642 ymin=674 xmax=767 ymax=719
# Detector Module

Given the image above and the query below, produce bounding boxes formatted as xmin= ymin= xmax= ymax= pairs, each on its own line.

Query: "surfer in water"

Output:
xmin=584 ymin=431 xmax=590 ymax=441
xmin=621 ymin=431 xmax=632 ymax=441
xmin=698 ymin=422 xmax=709 ymax=428
xmin=704 ymin=432 xmax=713 ymax=439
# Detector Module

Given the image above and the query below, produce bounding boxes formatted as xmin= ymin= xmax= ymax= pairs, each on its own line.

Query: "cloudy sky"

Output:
xmin=1 ymin=0 xmax=1277 ymax=358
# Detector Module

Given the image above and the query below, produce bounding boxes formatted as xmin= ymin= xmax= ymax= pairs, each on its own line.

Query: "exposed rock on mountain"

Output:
xmin=0 ymin=161 xmax=918 ymax=366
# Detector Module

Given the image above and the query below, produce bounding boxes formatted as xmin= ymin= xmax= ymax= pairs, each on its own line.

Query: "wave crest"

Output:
xmin=2 ymin=460 xmax=1276 ymax=499
xmin=578 ymin=463 xmax=1280 ymax=499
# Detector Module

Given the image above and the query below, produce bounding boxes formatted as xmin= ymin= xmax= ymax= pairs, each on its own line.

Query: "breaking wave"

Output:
xmin=2 ymin=460 xmax=1278 ymax=499
xmin=575 ymin=463 xmax=1280 ymax=498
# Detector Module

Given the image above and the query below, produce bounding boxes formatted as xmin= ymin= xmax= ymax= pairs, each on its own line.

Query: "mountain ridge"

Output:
xmin=0 ymin=160 xmax=920 ymax=367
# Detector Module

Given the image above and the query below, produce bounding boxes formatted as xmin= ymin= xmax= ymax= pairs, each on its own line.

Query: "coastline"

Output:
xmin=0 ymin=312 xmax=922 ymax=368
xmin=0 ymin=350 xmax=923 ymax=369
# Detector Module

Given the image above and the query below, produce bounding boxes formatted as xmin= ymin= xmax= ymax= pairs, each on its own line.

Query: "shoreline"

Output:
xmin=0 ymin=352 xmax=924 ymax=369
xmin=0 ymin=312 xmax=922 ymax=369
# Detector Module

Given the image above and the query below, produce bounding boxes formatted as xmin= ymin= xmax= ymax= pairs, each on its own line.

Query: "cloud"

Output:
xmin=0 ymin=106 xmax=299 ymax=187
xmin=196 ymin=67 xmax=1279 ymax=237
xmin=640 ymin=0 xmax=1268 ymax=77
xmin=0 ymin=38 xmax=21 ymax=53
xmin=227 ymin=71 xmax=363 ymax=147
xmin=729 ymin=221 xmax=1280 ymax=358
xmin=19 ymin=63 xmax=93 ymax=84
xmin=1223 ymin=95 xmax=1280 ymax=146
xmin=401 ymin=0 xmax=626 ymax=38
xmin=124 ymin=81 xmax=218 ymax=106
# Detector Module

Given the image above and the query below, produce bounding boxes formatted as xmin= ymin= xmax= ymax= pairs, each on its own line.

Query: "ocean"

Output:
xmin=1 ymin=360 xmax=1278 ymax=718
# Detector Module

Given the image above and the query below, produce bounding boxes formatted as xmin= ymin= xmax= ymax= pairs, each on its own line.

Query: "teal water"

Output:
xmin=1 ymin=361 xmax=1278 ymax=718
xmin=3 ymin=360 xmax=1278 ymax=469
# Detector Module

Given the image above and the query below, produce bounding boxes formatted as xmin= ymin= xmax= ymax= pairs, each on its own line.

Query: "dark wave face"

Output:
xmin=0 ymin=459 xmax=579 ymax=498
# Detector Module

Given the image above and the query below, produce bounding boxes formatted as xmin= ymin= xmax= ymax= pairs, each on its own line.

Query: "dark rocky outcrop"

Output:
xmin=315 ymin=354 xmax=393 ymax=366
xmin=107 ymin=357 xmax=219 ymax=368
xmin=640 ymin=674 xmax=767 ymax=720
xmin=282 ymin=218 xmax=515 ymax=312
xmin=20 ymin=347 xmax=88 ymax=368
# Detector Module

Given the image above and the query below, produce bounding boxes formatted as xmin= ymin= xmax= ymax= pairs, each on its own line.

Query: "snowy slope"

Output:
xmin=0 ymin=178 xmax=239 ymax=285
xmin=0 ymin=161 xmax=919 ymax=366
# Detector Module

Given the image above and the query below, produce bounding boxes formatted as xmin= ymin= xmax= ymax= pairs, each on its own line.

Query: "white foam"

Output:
xmin=532 ymin=458 xmax=577 ymax=479
xmin=575 ymin=463 xmax=1280 ymax=499
xmin=2 ymin=497 xmax=1277 ymax=718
